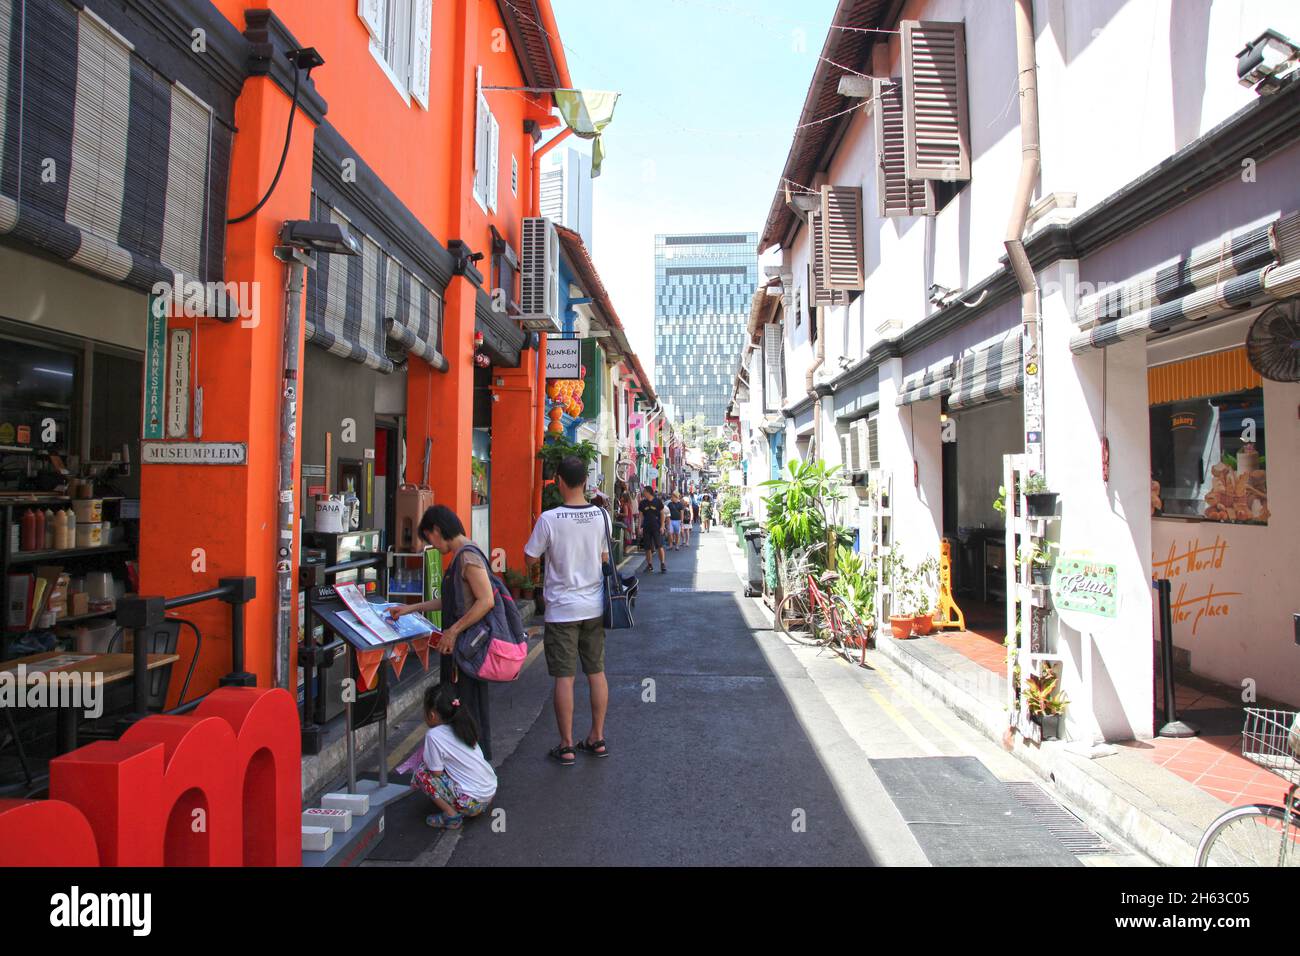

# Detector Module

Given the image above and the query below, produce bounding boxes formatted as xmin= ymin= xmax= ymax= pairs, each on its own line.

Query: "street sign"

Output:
xmin=166 ymin=329 xmax=191 ymax=438
xmin=142 ymin=442 xmax=248 ymax=465
xmin=143 ymin=296 xmax=166 ymax=439
xmin=546 ymin=338 xmax=581 ymax=379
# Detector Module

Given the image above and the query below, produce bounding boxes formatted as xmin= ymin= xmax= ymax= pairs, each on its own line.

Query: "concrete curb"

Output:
xmin=872 ymin=634 xmax=1208 ymax=866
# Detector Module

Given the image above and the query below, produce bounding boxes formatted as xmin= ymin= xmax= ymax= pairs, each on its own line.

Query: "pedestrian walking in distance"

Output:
xmin=681 ymin=491 xmax=693 ymax=547
xmin=525 ymin=456 xmax=611 ymax=766
xmin=638 ymin=486 xmax=667 ymax=573
xmin=701 ymin=493 xmax=713 ymax=533
xmin=667 ymin=491 xmax=685 ymax=551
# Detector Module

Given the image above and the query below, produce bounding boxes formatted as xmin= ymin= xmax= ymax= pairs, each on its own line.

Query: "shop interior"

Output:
xmin=942 ymin=394 xmax=1025 ymax=644
xmin=0 ymin=317 xmax=147 ymax=793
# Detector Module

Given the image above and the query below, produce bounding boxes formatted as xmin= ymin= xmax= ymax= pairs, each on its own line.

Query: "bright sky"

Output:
xmin=549 ymin=0 xmax=839 ymax=385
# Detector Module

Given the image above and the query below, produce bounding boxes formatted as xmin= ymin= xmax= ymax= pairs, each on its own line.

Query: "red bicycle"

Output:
xmin=775 ymin=545 xmax=874 ymax=665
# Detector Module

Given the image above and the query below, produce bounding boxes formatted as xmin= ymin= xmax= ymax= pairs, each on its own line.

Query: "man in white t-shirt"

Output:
xmin=525 ymin=456 xmax=610 ymax=767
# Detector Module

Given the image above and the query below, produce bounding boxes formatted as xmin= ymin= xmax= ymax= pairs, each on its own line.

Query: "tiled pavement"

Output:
xmin=918 ymin=622 xmax=1295 ymax=810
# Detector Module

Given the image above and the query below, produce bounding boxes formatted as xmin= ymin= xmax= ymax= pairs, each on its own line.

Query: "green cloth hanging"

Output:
xmin=554 ymin=90 xmax=619 ymax=176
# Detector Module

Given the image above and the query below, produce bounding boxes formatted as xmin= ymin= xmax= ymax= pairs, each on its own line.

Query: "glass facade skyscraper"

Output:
xmin=654 ymin=231 xmax=758 ymax=426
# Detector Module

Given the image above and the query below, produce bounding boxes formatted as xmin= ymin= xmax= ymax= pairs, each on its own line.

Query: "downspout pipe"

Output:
xmin=1005 ymin=0 xmax=1042 ymax=471
xmin=806 ymin=302 xmax=825 ymax=459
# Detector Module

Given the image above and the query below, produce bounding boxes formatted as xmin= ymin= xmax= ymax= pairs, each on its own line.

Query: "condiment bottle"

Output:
xmin=33 ymin=508 xmax=46 ymax=552
xmin=43 ymin=508 xmax=55 ymax=549
xmin=65 ymin=507 xmax=76 ymax=547
xmin=20 ymin=508 xmax=36 ymax=551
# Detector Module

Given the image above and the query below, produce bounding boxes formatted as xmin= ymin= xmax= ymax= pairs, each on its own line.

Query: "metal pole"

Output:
xmin=345 ymin=648 xmax=357 ymax=794
xmin=378 ymin=676 xmax=389 ymax=788
xmin=272 ymin=246 xmax=312 ymax=689
xmin=1155 ymin=578 xmax=1198 ymax=738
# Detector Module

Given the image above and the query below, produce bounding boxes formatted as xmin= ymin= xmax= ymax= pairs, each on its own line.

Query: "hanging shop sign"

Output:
xmin=546 ymin=338 xmax=582 ymax=379
xmin=142 ymin=442 xmax=247 ymax=465
xmin=167 ymin=329 xmax=191 ymax=439
xmin=628 ymin=412 xmax=645 ymax=430
xmin=1050 ymin=552 xmax=1119 ymax=627
xmin=143 ymin=296 xmax=167 ymax=440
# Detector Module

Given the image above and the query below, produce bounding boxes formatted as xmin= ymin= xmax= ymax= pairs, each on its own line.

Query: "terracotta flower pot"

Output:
xmin=911 ymin=614 xmax=934 ymax=636
xmin=889 ymin=615 xmax=914 ymax=640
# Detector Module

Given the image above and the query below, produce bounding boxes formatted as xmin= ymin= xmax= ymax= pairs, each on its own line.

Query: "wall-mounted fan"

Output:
xmin=1246 ymin=301 xmax=1300 ymax=381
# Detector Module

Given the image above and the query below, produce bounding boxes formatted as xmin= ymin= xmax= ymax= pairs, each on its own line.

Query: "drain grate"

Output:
xmin=1004 ymin=781 xmax=1111 ymax=856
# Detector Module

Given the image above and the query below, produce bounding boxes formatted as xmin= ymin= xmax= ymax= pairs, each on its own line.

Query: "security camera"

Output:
xmin=1237 ymin=29 xmax=1300 ymax=94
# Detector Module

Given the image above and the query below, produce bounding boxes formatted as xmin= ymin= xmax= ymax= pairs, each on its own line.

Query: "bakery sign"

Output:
xmin=1050 ymin=553 xmax=1118 ymax=621
xmin=142 ymin=441 xmax=247 ymax=465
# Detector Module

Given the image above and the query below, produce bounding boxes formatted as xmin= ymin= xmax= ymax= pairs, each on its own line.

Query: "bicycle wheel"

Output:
xmin=827 ymin=595 xmax=868 ymax=658
xmin=1195 ymin=803 xmax=1300 ymax=866
xmin=776 ymin=592 xmax=821 ymax=645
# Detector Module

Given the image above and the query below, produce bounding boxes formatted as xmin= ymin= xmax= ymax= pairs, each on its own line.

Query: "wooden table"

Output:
xmin=1 ymin=650 xmax=180 ymax=754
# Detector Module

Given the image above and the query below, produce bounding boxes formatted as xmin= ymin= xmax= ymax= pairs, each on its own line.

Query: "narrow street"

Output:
xmin=373 ymin=529 xmax=1146 ymax=868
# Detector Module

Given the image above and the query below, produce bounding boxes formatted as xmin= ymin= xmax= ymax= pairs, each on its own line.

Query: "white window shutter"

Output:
xmin=488 ymin=112 xmax=500 ymax=212
xmin=358 ymin=0 xmax=386 ymax=42
xmin=902 ymin=21 xmax=972 ymax=182
xmin=874 ymin=78 xmax=935 ymax=218
xmin=474 ymin=67 xmax=486 ymax=193
xmin=763 ymin=322 xmax=783 ymax=411
xmin=820 ymin=184 xmax=864 ymax=291
xmin=410 ymin=0 xmax=432 ymax=109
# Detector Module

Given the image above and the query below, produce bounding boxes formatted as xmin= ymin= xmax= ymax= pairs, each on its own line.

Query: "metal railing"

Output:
xmin=116 ymin=577 xmax=257 ymax=722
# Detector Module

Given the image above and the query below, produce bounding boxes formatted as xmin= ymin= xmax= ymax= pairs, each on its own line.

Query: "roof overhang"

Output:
xmin=760 ymin=0 xmax=901 ymax=251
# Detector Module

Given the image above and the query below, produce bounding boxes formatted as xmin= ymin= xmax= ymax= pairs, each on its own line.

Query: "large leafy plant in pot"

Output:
xmin=761 ymin=459 xmax=846 ymax=578
xmin=537 ymin=437 xmax=600 ymax=511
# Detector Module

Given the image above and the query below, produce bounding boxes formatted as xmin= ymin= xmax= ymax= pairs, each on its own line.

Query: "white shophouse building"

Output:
xmin=735 ymin=0 xmax=1300 ymax=743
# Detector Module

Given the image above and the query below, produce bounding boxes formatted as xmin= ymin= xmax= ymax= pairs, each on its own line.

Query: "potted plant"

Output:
xmin=887 ymin=550 xmax=915 ymax=639
xmin=910 ymin=556 xmax=938 ymax=635
xmin=1025 ymin=666 xmax=1069 ymax=741
xmin=1022 ymin=472 xmax=1058 ymax=518
xmin=502 ymin=567 xmax=533 ymax=602
xmin=1018 ymin=541 xmax=1057 ymax=586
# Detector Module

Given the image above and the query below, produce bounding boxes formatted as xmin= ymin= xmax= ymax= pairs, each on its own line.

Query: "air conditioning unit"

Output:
xmin=840 ymin=432 xmax=854 ymax=473
xmin=520 ymin=216 xmax=560 ymax=333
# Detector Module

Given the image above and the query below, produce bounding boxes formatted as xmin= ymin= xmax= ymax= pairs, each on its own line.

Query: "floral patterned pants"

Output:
xmin=411 ymin=767 xmax=488 ymax=817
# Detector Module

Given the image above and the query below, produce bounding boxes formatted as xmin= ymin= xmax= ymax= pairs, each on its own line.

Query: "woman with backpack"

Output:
xmin=389 ymin=504 xmax=498 ymax=760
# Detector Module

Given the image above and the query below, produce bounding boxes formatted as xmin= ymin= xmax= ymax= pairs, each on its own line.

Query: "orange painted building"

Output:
xmin=0 ymin=0 xmax=571 ymax=704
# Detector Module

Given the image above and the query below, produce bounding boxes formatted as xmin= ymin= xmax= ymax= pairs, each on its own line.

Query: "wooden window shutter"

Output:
xmin=902 ymin=21 xmax=971 ymax=182
xmin=874 ymin=78 xmax=934 ymax=218
xmin=819 ymin=185 xmax=864 ymax=291
xmin=808 ymin=210 xmax=847 ymax=307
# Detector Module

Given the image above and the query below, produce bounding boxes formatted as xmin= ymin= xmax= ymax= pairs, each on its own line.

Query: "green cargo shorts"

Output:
xmin=543 ymin=615 xmax=606 ymax=677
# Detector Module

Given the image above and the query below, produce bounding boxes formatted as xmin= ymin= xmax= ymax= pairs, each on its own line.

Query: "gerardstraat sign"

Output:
xmin=142 ymin=442 xmax=247 ymax=465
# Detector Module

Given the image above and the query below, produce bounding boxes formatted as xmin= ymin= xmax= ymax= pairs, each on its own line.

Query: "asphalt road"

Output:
xmin=376 ymin=525 xmax=1146 ymax=868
